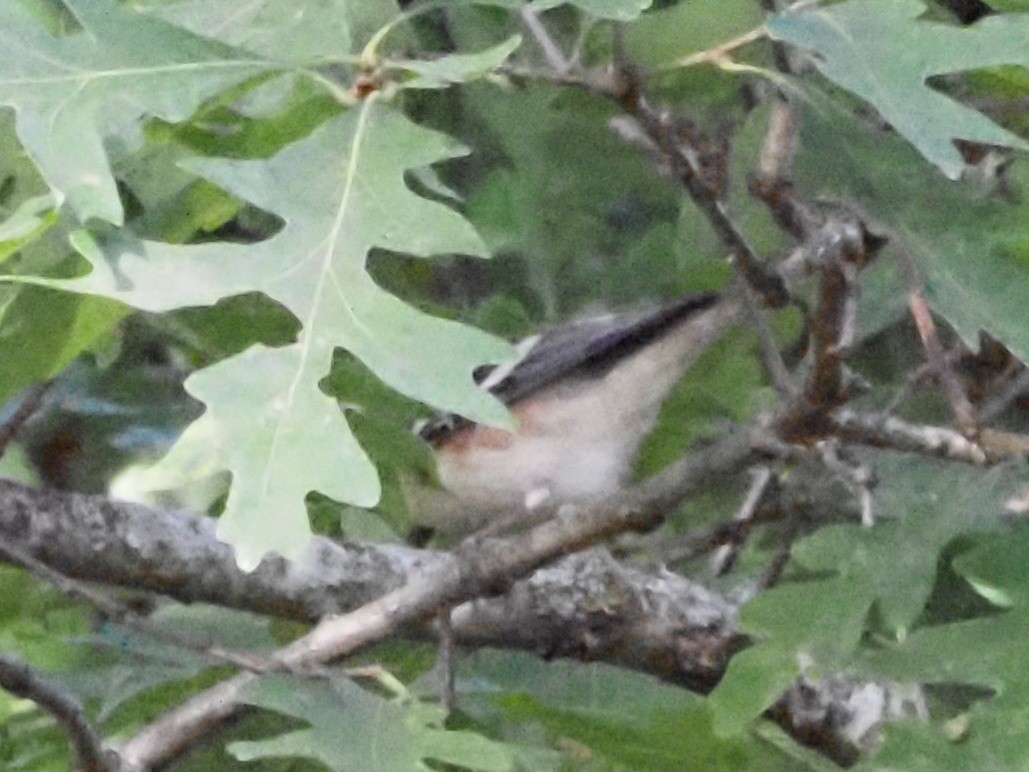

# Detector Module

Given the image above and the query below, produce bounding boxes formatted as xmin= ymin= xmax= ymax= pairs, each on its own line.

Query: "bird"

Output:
xmin=404 ymin=291 xmax=732 ymax=537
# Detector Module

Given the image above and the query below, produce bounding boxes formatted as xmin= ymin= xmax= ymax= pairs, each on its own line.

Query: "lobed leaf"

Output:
xmin=394 ymin=35 xmax=522 ymax=89
xmin=768 ymin=0 xmax=1029 ymax=179
xmin=20 ymin=100 xmax=513 ymax=567
xmin=709 ymin=455 xmax=1021 ymax=735
xmin=143 ymin=0 xmax=353 ymax=62
xmin=795 ymin=108 xmax=1029 ymax=359
xmin=230 ymin=673 xmax=516 ymax=771
xmin=855 ymin=525 xmax=1029 ymax=771
xmin=0 ymin=0 xmax=278 ymax=224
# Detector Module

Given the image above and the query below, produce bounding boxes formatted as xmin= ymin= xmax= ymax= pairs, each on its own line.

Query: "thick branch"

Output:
xmin=450 ymin=548 xmax=744 ymax=692
xmin=0 ymin=479 xmax=419 ymax=621
xmin=116 ymin=423 xmax=763 ymax=768
xmin=4 ymin=410 xmax=1015 ymax=769
xmin=0 ymin=477 xmax=747 ymax=691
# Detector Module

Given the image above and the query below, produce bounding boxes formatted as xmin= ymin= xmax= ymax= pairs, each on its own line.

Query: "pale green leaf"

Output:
xmin=397 ymin=35 xmax=522 ymax=89
xmin=155 ymin=344 xmax=381 ymax=566
xmin=19 ymin=100 xmax=513 ymax=567
xmin=768 ymin=0 xmax=1029 ymax=179
xmin=0 ymin=0 xmax=276 ymax=223
xmin=0 ymin=195 xmax=56 ymax=264
xmin=144 ymin=0 xmax=352 ymax=62
xmin=229 ymin=674 xmax=515 ymax=771
xmin=0 ymin=286 xmax=126 ymax=404
xmin=534 ymin=0 xmax=651 ymax=22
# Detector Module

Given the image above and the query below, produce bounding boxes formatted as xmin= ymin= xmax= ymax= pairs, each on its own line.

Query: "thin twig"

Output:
xmin=979 ymin=367 xmax=1029 ymax=425
xmin=791 ymin=218 xmax=868 ymax=414
xmin=977 ymin=427 xmax=1029 ymax=462
xmin=0 ymin=540 xmax=333 ymax=680
xmin=0 ymin=654 xmax=119 ymax=772
xmin=895 ymin=250 xmax=978 ymax=435
xmin=751 ymin=99 xmax=814 ymax=240
xmin=878 ymin=349 xmax=964 ymax=419
xmin=619 ymin=108 xmax=787 ymax=305
xmin=830 ymin=409 xmax=987 ymax=464
xmin=711 ymin=466 xmax=778 ymax=575
xmin=509 ymin=20 xmax=789 ymax=307
xmin=436 ymin=607 xmax=456 ymax=713
xmin=667 ymin=25 xmax=768 ymax=69
xmin=737 ymin=277 xmax=796 ymax=396
xmin=816 ymin=438 xmax=877 ymax=526
xmin=519 ymin=6 xmax=568 ymax=72
xmin=0 ymin=379 xmax=54 ymax=459
xmin=646 ymin=492 xmax=786 ymax=566
xmin=747 ymin=0 xmax=817 ymax=243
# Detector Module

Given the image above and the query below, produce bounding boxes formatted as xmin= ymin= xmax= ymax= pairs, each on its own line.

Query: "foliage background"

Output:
xmin=0 ymin=0 xmax=1027 ymax=769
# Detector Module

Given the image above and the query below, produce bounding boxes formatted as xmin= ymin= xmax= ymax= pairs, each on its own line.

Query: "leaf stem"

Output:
xmin=361 ymin=0 xmax=451 ymax=66
xmin=302 ymin=69 xmax=356 ymax=105
xmin=659 ymin=24 xmax=769 ymax=71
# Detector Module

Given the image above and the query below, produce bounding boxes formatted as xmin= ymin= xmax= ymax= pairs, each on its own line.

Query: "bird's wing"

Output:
xmin=418 ymin=292 xmax=719 ymax=443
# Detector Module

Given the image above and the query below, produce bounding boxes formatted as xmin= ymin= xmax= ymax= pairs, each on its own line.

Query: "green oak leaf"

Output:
xmin=59 ymin=605 xmax=277 ymax=722
xmin=395 ymin=35 xmax=522 ymax=89
xmin=768 ymin=0 xmax=1029 ymax=179
xmin=229 ymin=674 xmax=515 ymax=771
xmin=0 ymin=286 xmax=126 ymax=404
xmin=0 ymin=0 xmax=277 ymax=224
xmin=143 ymin=0 xmax=353 ymax=61
xmin=709 ymin=455 xmax=1019 ymax=736
xmin=455 ymin=651 xmax=805 ymax=771
xmin=855 ymin=524 xmax=1029 ymax=771
xmin=18 ymin=100 xmax=513 ymax=568
xmin=534 ymin=0 xmax=651 ymax=22
xmin=149 ymin=344 xmax=382 ymax=566
xmin=0 ymin=195 xmax=57 ymax=265
xmin=795 ymin=109 xmax=1029 ymax=359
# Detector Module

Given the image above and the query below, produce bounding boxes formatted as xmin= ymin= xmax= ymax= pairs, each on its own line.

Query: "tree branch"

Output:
xmin=114 ymin=423 xmax=763 ymax=768
xmin=504 ymin=35 xmax=789 ymax=307
xmin=0 ymin=654 xmax=118 ymax=772
xmin=897 ymin=248 xmax=979 ymax=434
xmin=0 ymin=379 xmax=53 ymax=459
xmin=4 ymin=399 xmax=1020 ymax=769
xmin=519 ymin=6 xmax=568 ymax=72
xmin=829 ymin=409 xmax=988 ymax=464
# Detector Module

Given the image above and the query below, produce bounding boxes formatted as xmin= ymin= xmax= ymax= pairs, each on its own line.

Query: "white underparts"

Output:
xmin=411 ymin=309 xmax=719 ymax=533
